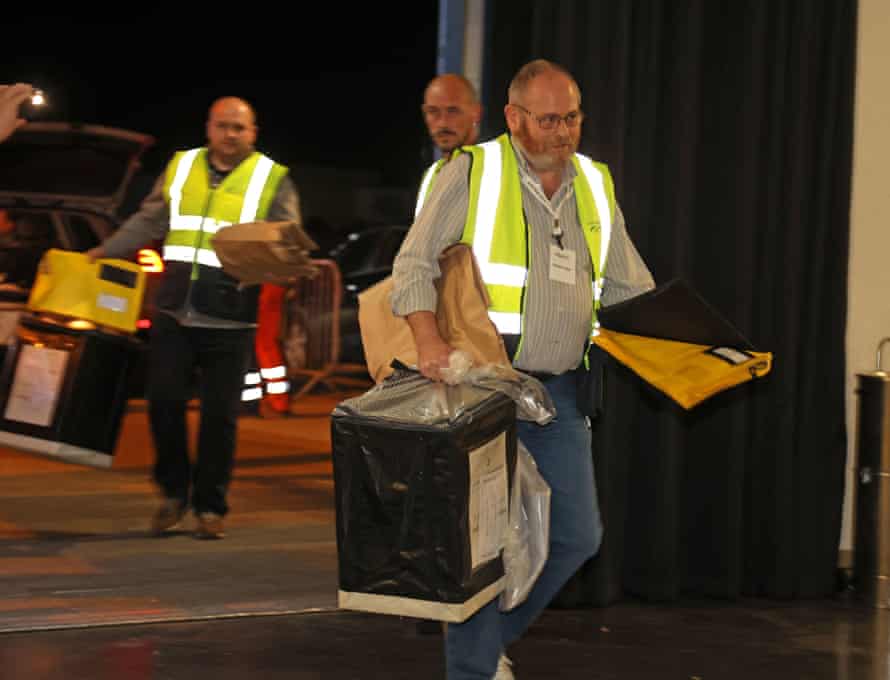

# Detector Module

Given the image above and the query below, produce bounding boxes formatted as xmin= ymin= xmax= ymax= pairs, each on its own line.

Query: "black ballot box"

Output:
xmin=331 ymin=376 xmax=517 ymax=622
xmin=0 ymin=314 xmax=137 ymax=468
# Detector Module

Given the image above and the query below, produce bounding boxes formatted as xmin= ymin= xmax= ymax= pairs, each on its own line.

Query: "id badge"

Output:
xmin=549 ymin=244 xmax=576 ymax=285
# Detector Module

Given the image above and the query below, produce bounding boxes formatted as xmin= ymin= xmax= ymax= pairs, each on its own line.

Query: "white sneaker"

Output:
xmin=492 ymin=654 xmax=514 ymax=679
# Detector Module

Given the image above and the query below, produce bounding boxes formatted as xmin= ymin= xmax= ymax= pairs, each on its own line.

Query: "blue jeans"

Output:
xmin=445 ymin=371 xmax=603 ymax=678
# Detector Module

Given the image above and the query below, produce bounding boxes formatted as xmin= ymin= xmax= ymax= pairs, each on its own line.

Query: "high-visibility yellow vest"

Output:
xmin=414 ymin=158 xmax=448 ymax=217
xmin=459 ymin=134 xmax=615 ymax=359
xmin=415 ymin=146 xmax=470 ymax=217
xmin=162 ymin=148 xmax=286 ymax=273
xmin=157 ymin=148 xmax=288 ymax=321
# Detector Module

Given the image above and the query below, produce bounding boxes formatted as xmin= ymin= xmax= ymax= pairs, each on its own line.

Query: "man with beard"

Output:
xmin=391 ymin=60 xmax=655 ymax=679
xmin=87 ymin=97 xmax=300 ymax=540
xmin=415 ymin=73 xmax=482 ymax=216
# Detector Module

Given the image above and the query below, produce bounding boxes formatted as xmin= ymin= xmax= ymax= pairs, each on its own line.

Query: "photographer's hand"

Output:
xmin=0 ymin=84 xmax=34 ymax=144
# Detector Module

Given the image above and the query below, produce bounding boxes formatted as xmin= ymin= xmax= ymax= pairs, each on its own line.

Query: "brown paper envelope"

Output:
xmin=358 ymin=244 xmax=514 ymax=382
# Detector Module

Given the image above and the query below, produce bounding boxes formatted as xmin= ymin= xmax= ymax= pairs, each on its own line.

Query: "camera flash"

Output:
xmin=30 ymin=89 xmax=46 ymax=107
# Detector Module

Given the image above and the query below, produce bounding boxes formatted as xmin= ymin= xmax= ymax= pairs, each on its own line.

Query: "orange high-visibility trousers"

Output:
xmin=255 ymin=283 xmax=290 ymax=413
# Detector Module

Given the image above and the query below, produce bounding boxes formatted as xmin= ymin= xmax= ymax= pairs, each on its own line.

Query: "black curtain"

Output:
xmin=483 ymin=0 xmax=857 ymax=601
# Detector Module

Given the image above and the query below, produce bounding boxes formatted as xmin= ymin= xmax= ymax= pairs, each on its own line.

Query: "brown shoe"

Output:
xmin=195 ymin=512 xmax=225 ymax=540
xmin=150 ymin=499 xmax=186 ymax=535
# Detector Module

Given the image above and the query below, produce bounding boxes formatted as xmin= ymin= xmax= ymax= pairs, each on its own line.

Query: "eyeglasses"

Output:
xmin=513 ymin=104 xmax=584 ymax=130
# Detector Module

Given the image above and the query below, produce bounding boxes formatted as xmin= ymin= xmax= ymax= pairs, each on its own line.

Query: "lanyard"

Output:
xmin=521 ymin=174 xmax=574 ymax=249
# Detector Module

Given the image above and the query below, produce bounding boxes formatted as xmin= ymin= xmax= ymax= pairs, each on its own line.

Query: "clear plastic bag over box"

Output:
xmin=499 ymin=441 xmax=551 ymax=611
xmin=372 ymin=351 xmax=556 ymax=426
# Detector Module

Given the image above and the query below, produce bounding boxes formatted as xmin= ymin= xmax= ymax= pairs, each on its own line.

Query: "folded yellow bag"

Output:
xmin=593 ymin=328 xmax=772 ymax=410
xmin=27 ymin=249 xmax=145 ymax=333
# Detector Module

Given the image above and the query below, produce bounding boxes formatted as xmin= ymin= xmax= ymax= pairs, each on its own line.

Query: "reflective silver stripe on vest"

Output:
xmin=168 ymin=215 xmax=232 ymax=234
xmin=169 ymin=148 xmax=201 ymax=223
xmin=488 ymin=310 xmax=521 ymax=334
xmin=472 ymin=140 xmax=527 ymax=288
xmin=239 ymin=155 xmax=274 ymax=223
xmin=574 ymin=154 xmax=613 ymax=303
xmin=162 ymin=245 xmax=221 ymax=268
xmin=414 ymin=163 xmax=438 ymax=217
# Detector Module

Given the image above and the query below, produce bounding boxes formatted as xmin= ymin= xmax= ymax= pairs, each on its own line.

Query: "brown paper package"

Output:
xmin=212 ymin=220 xmax=319 ymax=286
xmin=358 ymin=244 xmax=515 ymax=383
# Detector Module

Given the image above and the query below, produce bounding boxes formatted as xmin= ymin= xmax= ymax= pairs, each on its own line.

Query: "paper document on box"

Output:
xmin=469 ymin=432 xmax=509 ymax=570
xmin=4 ymin=345 xmax=68 ymax=426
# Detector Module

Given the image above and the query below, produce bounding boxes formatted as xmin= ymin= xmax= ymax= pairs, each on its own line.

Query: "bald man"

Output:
xmin=88 ymin=97 xmax=301 ymax=540
xmin=423 ymin=74 xmax=481 ymax=154
xmin=415 ymin=74 xmax=482 ymax=216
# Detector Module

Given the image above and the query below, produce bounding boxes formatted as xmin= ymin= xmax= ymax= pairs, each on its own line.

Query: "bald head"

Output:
xmin=424 ymin=74 xmax=478 ymax=105
xmin=206 ymin=96 xmax=258 ymax=170
xmin=422 ymin=73 xmax=482 ymax=153
xmin=507 ymin=59 xmax=581 ymax=107
xmin=209 ymin=97 xmax=256 ymax=125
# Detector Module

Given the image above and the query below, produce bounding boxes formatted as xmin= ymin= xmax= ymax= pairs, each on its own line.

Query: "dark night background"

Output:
xmin=3 ymin=7 xmax=441 ymax=236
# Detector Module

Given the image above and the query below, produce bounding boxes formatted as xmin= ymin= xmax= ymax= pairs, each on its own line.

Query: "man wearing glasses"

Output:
xmin=391 ymin=60 xmax=654 ymax=679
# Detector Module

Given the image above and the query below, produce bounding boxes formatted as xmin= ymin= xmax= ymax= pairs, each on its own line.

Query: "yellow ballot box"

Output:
xmin=27 ymin=249 xmax=145 ymax=333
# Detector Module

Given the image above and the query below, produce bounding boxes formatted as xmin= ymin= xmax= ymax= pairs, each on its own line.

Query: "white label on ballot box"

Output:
xmin=468 ymin=432 xmax=509 ymax=570
xmin=97 ymin=294 xmax=127 ymax=313
xmin=4 ymin=345 xmax=68 ymax=426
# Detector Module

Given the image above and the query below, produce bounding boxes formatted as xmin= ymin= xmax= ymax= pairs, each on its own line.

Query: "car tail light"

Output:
xmin=137 ymin=318 xmax=152 ymax=329
xmin=137 ymin=248 xmax=164 ymax=273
